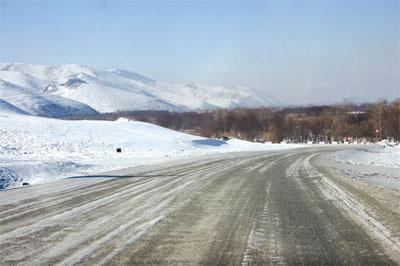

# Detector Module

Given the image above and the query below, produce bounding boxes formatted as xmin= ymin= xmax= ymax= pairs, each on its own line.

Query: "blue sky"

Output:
xmin=0 ymin=0 xmax=398 ymax=104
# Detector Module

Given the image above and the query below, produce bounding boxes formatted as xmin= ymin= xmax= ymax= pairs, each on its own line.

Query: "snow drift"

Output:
xmin=331 ymin=142 xmax=400 ymax=169
xmin=0 ymin=113 xmax=300 ymax=189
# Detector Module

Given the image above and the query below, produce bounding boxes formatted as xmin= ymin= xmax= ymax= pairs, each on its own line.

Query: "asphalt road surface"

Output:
xmin=1 ymin=148 xmax=399 ymax=265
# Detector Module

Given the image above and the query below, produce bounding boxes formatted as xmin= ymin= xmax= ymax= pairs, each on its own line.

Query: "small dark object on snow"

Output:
xmin=116 ymin=148 xmax=122 ymax=153
xmin=221 ymin=136 xmax=230 ymax=141
xmin=22 ymin=182 xmax=30 ymax=186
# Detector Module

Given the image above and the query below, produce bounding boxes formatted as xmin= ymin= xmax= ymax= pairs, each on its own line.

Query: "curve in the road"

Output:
xmin=0 ymin=149 xmax=398 ymax=265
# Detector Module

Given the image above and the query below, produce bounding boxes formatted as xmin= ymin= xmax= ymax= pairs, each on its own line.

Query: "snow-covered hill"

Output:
xmin=0 ymin=98 xmax=29 ymax=115
xmin=0 ymin=63 xmax=284 ymax=189
xmin=0 ymin=79 xmax=98 ymax=117
xmin=0 ymin=62 xmax=277 ymax=115
xmin=0 ymin=112 xmax=300 ymax=189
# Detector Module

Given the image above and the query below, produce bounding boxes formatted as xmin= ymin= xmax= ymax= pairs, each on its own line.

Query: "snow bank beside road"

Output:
xmin=0 ymin=113 xmax=303 ymax=188
xmin=332 ymin=143 xmax=400 ymax=169
xmin=325 ymin=143 xmax=400 ymax=195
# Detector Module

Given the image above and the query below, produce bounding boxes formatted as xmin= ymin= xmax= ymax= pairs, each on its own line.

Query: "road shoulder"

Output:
xmin=312 ymin=151 xmax=400 ymax=262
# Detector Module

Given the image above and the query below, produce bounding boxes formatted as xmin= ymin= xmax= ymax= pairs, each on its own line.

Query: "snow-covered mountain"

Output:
xmin=0 ymin=62 xmax=277 ymax=116
xmin=0 ymin=79 xmax=98 ymax=118
xmin=0 ymin=98 xmax=29 ymax=115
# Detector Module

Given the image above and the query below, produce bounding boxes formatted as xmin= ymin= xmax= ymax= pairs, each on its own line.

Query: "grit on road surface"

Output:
xmin=1 ymin=148 xmax=399 ymax=265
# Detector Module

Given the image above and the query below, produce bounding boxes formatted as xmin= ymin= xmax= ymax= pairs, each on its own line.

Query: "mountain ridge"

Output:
xmin=0 ymin=62 xmax=278 ymax=117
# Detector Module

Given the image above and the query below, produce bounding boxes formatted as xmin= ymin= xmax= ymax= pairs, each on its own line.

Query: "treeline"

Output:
xmin=67 ymin=99 xmax=400 ymax=143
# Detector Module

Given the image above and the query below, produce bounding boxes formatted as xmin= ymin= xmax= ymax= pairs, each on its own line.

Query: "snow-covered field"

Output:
xmin=0 ymin=112 xmax=302 ymax=189
xmin=327 ymin=141 xmax=400 ymax=195
xmin=331 ymin=141 xmax=400 ymax=169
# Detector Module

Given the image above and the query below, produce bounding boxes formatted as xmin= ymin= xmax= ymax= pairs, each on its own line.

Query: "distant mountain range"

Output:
xmin=0 ymin=62 xmax=278 ymax=117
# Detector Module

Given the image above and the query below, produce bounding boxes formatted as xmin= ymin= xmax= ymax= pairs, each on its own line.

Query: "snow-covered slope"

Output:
xmin=332 ymin=142 xmax=400 ymax=169
xmin=0 ymin=62 xmax=277 ymax=114
xmin=0 ymin=79 xmax=98 ymax=117
xmin=0 ymin=99 xmax=29 ymax=115
xmin=0 ymin=113 xmax=300 ymax=189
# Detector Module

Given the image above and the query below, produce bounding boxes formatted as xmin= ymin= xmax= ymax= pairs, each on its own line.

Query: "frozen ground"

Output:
xmin=1 ymin=149 xmax=398 ymax=264
xmin=325 ymin=143 xmax=400 ymax=195
xmin=331 ymin=141 xmax=400 ymax=169
xmin=0 ymin=113 xmax=303 ymax=189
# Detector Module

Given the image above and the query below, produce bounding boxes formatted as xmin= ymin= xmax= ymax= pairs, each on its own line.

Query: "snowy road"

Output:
xmin=1 ymin=148 xmax=399 ymax=265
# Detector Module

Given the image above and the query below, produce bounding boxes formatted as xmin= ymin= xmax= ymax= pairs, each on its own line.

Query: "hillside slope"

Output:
xmin=0 ymin=62 xmax=277 ymax=115
xmin=0 ymin=113 xmax=299 ymax=189
xmin=0 ymin=79 xmax=98 ymax=117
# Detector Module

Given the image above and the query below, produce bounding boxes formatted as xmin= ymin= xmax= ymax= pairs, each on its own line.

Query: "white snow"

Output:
xmin=303 ymin=154 xmax=400 ymax=258
xmin=0 ymin=62 xmax=283 ymax=189
xmin=0 ymin=62 xmax=277 ymax=115
xmin=327 ymin=142 xmax=400 ymax=194
xmin=0 ymin=79 xmax=98 ymax=117
xmin=0 ymin=112 xmax=301 ymax=189
xmin=332 ymin=142 xmax=400 ymax=169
